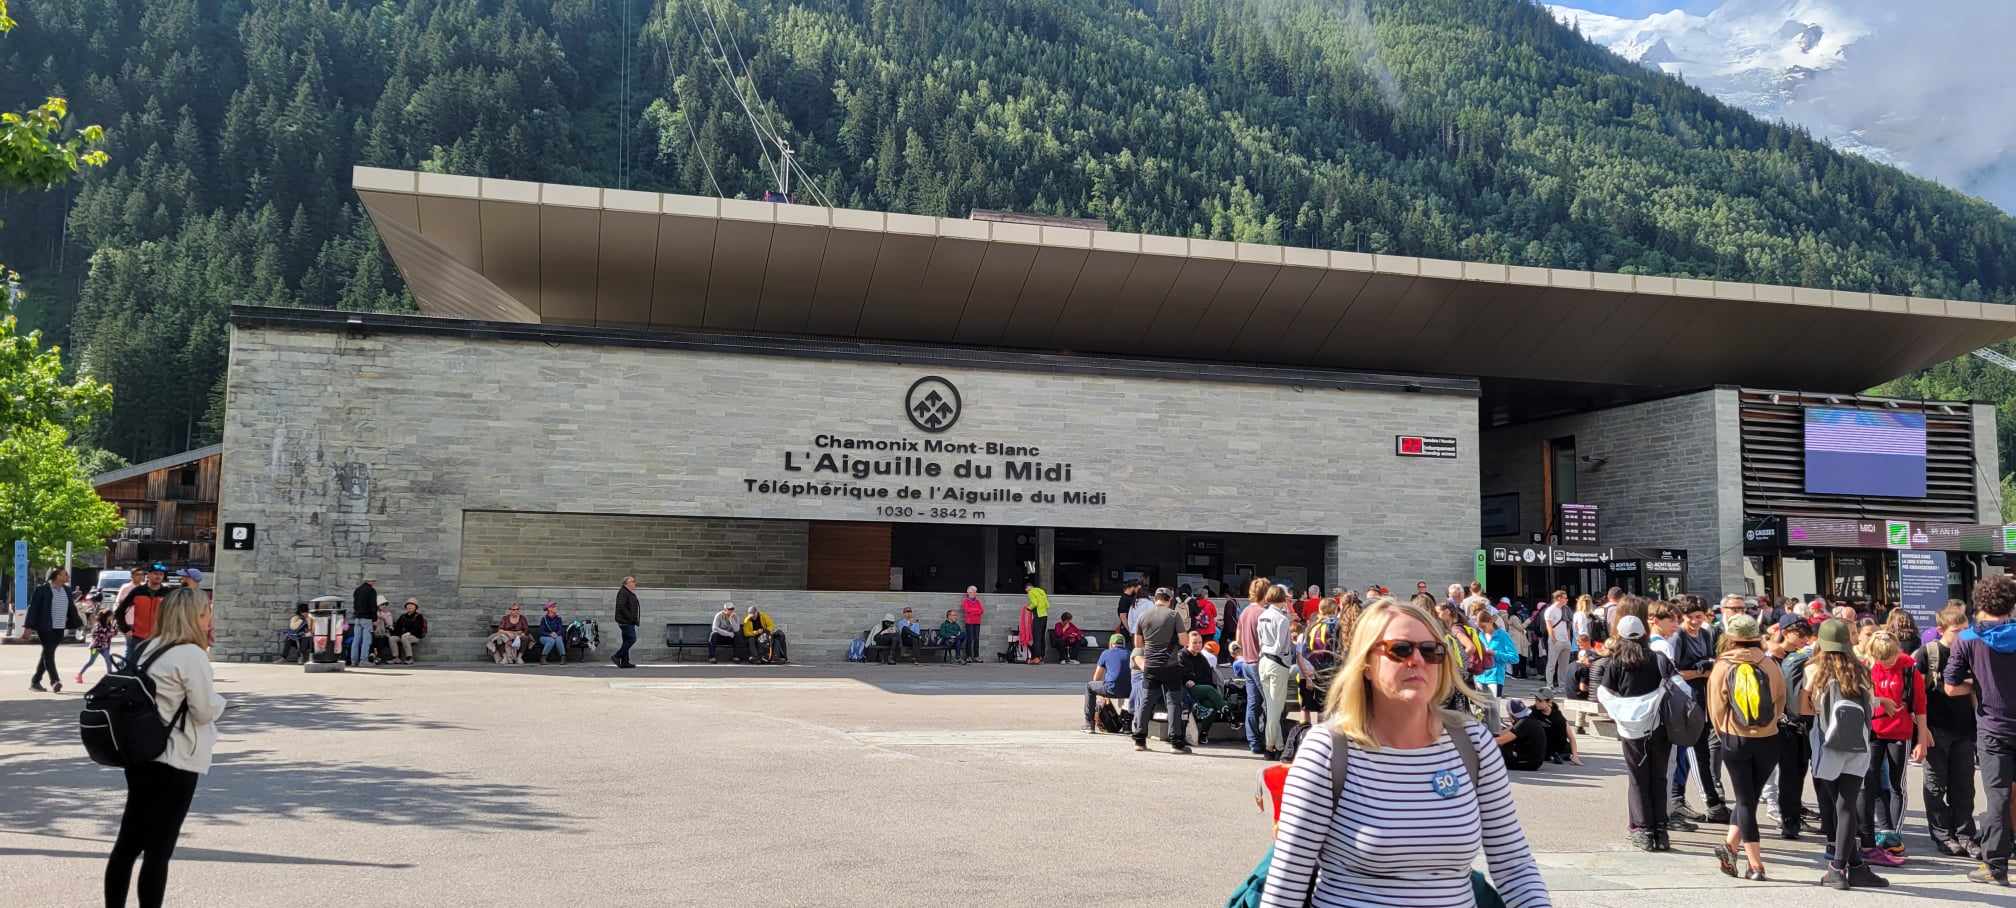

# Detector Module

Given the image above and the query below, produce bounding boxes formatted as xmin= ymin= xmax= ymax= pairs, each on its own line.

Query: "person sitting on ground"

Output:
xmin=870 ymin=613 xmax=902 ymax=665
xmin=279 ymin=603 xmax=312 ymax=663
xmin=743 ymin=604 xmax=787 ymax=663
xmin=1180 ymin=631 xmax=1228 ymax=733
xmin=388 ymin=598 xmax=428 ymax=665
xmin=709 ymin=603 xmax=741 ymax=663
xmin=1052 ymin=611 xmax=1085 ymax=664
xmin=1082 ymin=633 xmax=1133 ymax=733
xmin=1529 ymin=688 xmax=1581 ymax=764
xmin=936 ymin=609 xmax=965 ymax=657
xmin=487 ymin=604 xmax=529 ymax=663
xmin=1495 ymin=699 xmax=1551 ymax=771
xmin=535 ymin=603 xmax=567 ymax=664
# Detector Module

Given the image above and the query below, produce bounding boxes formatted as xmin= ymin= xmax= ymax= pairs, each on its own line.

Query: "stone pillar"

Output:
xmin=1038 ymin=527 xmax=1057 ymax=590
xmin=983 ymin=527 xmax=1000 ymax=593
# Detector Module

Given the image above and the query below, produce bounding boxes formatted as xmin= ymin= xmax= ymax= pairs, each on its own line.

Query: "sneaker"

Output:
xmin=1629 ymin=830 xmax=1655 ymax=852
xmin=1820 ymin=865 xmax=1850 ymax=891
xmin=1860 ymin=847 xmax=1903 ymax=868
xmin=1670 ymin=802 xmax=1706 ymax=822
xmin=1845 ymin=863 xmax=1890 ymax=888
xmin=1134 ymin=740 xmax=1148 ymax=752
xmin=1933 ymin=839 xmax=1963 ymax=857
xmin=1170 ymin=743 xmax=1193 ymax=754
xmin=1663 ymin=816 xmax=1698 ymax=833
xmin=29 ymin=682 xmax=46 ymax=692
xmin=1082 ymin=724 xmax=1097 ymax=734
xmin=1967 ymin=864 xmax=2010 ymax=886
xmin=1822 ymin=845 xmax=1836 ymax=864
xmin=1703 ymin=805 xmax=1732 ymax=825
xmin=1778 ymin=827 xmax=1801 ymax=841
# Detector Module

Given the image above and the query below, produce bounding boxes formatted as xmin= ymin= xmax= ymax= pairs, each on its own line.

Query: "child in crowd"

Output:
xmin=75 ymin=610 xmax=118 ymax=683
xmin=1571 ymin=634 xmax=1602 ymax=699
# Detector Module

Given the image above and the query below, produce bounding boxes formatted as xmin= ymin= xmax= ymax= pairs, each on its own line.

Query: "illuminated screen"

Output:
xmin=1803 ymin=407 xmax=1926 ymax=498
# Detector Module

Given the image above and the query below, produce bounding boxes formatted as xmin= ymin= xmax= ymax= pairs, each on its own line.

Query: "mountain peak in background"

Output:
xmin=1550 ymin=0 xmax=2016 ymax=212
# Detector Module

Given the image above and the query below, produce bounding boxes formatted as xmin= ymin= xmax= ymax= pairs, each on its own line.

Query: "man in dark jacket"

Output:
xmin=612 ymin=576 xmax=641 ymax=669
xmin=350 ymin=578 xmax=377 ymax=667
xmin=27 ymin=567 xmax=72 ymax=692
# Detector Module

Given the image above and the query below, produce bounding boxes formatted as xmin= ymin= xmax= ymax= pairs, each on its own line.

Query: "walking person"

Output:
xmin=1024 ymin=580 xmax=1050 ymax=665
xmin=1258 ymin=596 xmax=1552 ymax=907
xmin=103 ymin=588 xmax=227 ymax=908
xmin=1920 ymin=603 xmax=1980 ymax=856
xmin=117 ymin=566 xmax=171 ymax=662
xmin=77 ymin=608 xmax=119 ymax=683
xmin=1131 ymin=588 xmax=1190 ymax=753
xmin=959 ymin=586 xmax=984 ymax=665
xmin=348 ymin=577 xmax=377 ymax=667
xmin=1256 ymin=585 xmax=1295 ymax=759
xmin=27 ymin=566 xmax=72 ymax=692
xmin=1944 ymin=574 xmax=2016 ymax=886
xmin=612 ymin=576 xmax=641 ymax=669
xmin=1705 ymin=615 xmax=1786 ymax=880
xmin=1807 ymin=619 xmax=1888 ymax=890
xmin=1596 ymin=616 xmax=1678 ymax=851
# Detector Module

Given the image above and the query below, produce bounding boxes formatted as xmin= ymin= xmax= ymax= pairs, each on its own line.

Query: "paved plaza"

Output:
xmin=0 ymin=643 xmax=2002 ymax=907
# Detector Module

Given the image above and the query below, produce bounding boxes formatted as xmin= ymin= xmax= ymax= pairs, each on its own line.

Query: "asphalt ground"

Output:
xmin=0 ymin=642 xmax=2005 ymax=907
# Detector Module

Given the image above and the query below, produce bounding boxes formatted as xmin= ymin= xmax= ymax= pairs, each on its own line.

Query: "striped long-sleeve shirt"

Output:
xmin=1258 ymin=721 xmax=1550 ymax=908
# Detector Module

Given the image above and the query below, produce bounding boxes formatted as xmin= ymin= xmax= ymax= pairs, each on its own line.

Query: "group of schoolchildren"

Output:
xmin=1585 ymin=582 xmax=2016 ymax=890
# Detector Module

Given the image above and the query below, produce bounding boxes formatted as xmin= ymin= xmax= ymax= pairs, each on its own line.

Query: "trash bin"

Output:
xmin=305 ymin=595 xmax=346 ymax=673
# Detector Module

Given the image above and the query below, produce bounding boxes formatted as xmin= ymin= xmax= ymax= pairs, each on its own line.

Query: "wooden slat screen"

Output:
xmin=1740 ymin=389 xmax=1977 ymax=522
xmin=807 ymin=521 xmax=893 ymax=591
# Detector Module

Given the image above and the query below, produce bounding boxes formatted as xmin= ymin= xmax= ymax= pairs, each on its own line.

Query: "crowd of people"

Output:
xmin=18 ymin=562 xmax=206 ymax=693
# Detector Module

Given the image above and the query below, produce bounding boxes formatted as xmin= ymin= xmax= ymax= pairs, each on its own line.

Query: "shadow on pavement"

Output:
xmin=368 ymin=658 xmax=1094 ymax=696
xmin=0 ymin=831 xmax=410 ymax=868
xmin=0 ymin=694 xmax=569 ymax=839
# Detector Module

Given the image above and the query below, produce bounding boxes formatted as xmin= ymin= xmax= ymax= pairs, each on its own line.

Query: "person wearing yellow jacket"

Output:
xmin=1025 ymin=581 xmax=1051 ymax=665
xmin=742 ymin=605 xmax=789 ymax=664
xmin=1706 ymin=614 xmax=1789 ymax=881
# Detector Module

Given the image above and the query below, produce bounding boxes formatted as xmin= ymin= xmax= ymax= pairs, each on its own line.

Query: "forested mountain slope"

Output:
xmin=3 ymin=0 xmax=2013 ymax=462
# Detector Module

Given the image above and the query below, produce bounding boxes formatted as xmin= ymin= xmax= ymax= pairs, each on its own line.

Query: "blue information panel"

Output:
xmin=1896 ymin=549 xmax=1948 ymax=629
xmin=12 ymin=540 xmax=26 ymax=620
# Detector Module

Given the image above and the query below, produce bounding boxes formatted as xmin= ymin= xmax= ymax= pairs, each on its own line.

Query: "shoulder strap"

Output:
xmin=1328 ymin=727 xmax=1349 ymax=802
xmin=1440 ymin=710 xmax=1484 ymax=796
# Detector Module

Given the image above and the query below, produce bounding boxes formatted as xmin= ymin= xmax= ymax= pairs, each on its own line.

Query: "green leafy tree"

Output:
xmin=0 ymin=424 xmax=123 ymax=566
xmin=0 ymin=5 xmax=107 ymax=194
xmin=2 ymin=272 xmax=114 ymax=431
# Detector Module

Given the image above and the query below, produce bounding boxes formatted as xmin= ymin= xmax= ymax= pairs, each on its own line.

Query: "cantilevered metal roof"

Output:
xmin=354 ymin=165 xmax=2016 ymax=393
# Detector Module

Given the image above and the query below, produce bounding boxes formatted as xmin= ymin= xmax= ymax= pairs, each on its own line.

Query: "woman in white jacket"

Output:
xmin=104 ymin=587 xmax=226 ymax=908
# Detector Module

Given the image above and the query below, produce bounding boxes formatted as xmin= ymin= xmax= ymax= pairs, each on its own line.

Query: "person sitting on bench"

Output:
xmin=281 ymin=604 xmax=312 ymax=662
xmin=937 ymin=610 xmax=965 ymax=656
xmin=1052 ymin=612 xmax=1086 ymax=664
xmin=709 ymin=603 xmax=742 ymax=663
xmin=743 ymin=605 xmax=787 ymax=664
xmin=869 ymin=613 xmax=905 ymax=665
xmin=536 ymin=602 xmax=568 ymax=664
xmin=489 ymin=604 xmax=530 ymax=664
xmin=1179 ymin=631 xmax=1228 ymax=735
xmin=1081 ymin=634 xmax=1133 ymax=733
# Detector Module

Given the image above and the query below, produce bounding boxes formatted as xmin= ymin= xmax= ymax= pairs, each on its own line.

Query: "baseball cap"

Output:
xmin=1615 ymin=615 xmax=1647 ymax=640
xmin=1507 ymin=700 xmax=1531 ymax=720
xmin=1776 ymin=613 xmax=1805 ymax=632
xmin=1533 ymin=686 xmax=1561 ymax=701
xmin=1109 ymin=633 xmax=1126 ymax=646
xmin=1724 ymin=614 xmax=1762 ymax=641
xmin=178 ymin=567 xmax=203 ymax=582
xmin=1817 ymin=619 xmax=1853 ymax=654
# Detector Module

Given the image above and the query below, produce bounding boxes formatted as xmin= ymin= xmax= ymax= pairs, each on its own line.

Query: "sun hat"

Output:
xmin=1817 ymin=618 xmax=1853 ymax=654
xmin=1615 ymin=615 xmax=1647 ymax=640
xmin=1724 ymin=614 xmax=1763 ymax=641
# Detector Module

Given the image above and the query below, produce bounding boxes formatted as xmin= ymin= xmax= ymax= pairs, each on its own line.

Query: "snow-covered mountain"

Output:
xmin=1547 ymin=0 xmax=2016 ymax=213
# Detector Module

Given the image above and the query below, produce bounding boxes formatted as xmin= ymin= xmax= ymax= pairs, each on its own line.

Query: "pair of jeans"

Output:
xmin=1132 ymin=667 xmax=1187 ymax=745
xmin=1860 ymin=738 xmax=1908 ymax=842
xmin=31 ymin=637 xmax=60 ymax=686
xmin=613 ymin=623 xmax=637 ymax=664
xmin=1815 ymin=773 xmax=1866 ymax=869
xmin=1621 ymin=726 xmax=1672 ymax=832
xmin=1242 ymin=668 xmax=1266 ymax=753
xmin=539 ymin=634 xmax=566 ymax=660
xmin=963 ymin=623 xmax=981 ymax=661
xmin=1720 ymin=732 xmax=1780 ymax=844
xmin=1982 ymin=732 xmax=2016 ymax=874
xmin=80 ymin=645 xmax=114 ymax=677
xmin=1924 ymin=729 xmax=1978 ymax=845
xmin=1028 ymin=616 xmax=1047 ymax=661
xmin=104 ymin=760 xmax=200 ymax=908
xmin=1258 ymin=656 xmax=1292 ymax=752
xmin=348 ymin=624 xmax=373 ymax=665
xmin=1775 ymin=722 xmax=1811 ymax=832
xmin=1671 ymin=719 xmax=1726 ymax=809
xmin=1083 ymin=682 xmax=1121 ymax=726
xmin=707 ymin=633 xmax=738 ymax=661
xmin=124 ymin=633 xmax=145 ymax=662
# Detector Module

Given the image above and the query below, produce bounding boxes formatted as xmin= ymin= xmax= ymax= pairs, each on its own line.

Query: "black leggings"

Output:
xmin=32 ymin=637 xmax=61 ymax=686
xmin=1720 ymin=732 xmax=1780 ymax=843
xmin=1815 ymin=773 xmax=1866 ymax=869
xmin=1859 ymin=739 xmax=1909 ymax=840
xmin=1621 ymin=726 xmax=1672 ymax=832
xmin=105 ymin=761 xmax=199 ymax=908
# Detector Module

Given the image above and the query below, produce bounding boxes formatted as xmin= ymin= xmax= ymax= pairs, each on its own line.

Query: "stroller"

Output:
xmin=566 ymin=618 xmax=600 ymax=655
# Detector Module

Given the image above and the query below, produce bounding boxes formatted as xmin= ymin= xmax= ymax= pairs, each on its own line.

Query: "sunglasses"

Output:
xmin=1371 ymin=639 xmax=1449 ymax=664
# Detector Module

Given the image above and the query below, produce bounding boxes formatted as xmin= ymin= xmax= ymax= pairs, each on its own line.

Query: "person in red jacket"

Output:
xmin=1863 ymin=629 xmax=1930 ymax=862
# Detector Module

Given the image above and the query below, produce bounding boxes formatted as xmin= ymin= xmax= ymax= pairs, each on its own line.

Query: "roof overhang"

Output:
xmin=354 ymin=166 xmax=2016 ymax=393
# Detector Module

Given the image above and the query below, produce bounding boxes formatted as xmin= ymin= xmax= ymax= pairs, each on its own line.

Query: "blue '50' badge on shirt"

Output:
xmin=1432 ymin=768 xmax=1464 ymax=798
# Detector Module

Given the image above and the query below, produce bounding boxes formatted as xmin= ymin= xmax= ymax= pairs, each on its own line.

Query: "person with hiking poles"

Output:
xmin=1257 ymin=596 xmax=1550 ymax=907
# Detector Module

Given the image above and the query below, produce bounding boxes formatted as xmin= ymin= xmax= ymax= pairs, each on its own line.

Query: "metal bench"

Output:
xmin=662 ymin=622 xmax=716 ymax=661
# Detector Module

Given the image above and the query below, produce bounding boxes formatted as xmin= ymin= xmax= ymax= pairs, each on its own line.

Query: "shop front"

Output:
xmin=1483 ymin=544 xmax=1690 ymax=604
xmin=1740 ymin=515 xmax=1997 ymax=608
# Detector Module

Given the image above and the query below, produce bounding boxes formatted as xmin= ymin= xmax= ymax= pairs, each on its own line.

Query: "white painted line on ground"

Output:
xmin=608 ymin=679 xmax=1085 ymax=692
xmin=846 ymin=730 xmax=1116 ymax=747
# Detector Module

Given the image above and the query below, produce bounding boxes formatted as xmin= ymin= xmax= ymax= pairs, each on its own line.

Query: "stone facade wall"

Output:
xmin=459 ymin=511 xmax=808 ymax=588
xmin=1480 ymin=388 xmax=1744 ymax=595
xmin=212 ymin=321 xmax=1479 ymax=661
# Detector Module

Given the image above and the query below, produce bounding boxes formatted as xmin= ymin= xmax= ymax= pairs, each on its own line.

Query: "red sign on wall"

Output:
xmin=1395 ymin=435 xmax=1458 ymax=458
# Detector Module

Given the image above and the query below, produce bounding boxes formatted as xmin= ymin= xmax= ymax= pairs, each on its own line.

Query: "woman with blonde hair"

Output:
xmin=1860 ymin=629 xmax=1927 ymax=863
xmin=1259 ymin=597 xmax=1550 ymax=907
xmin=1572 ymin=595 xmax=1595 ymax=651
xmin=104 ymin=587 xmax=227 ymax=908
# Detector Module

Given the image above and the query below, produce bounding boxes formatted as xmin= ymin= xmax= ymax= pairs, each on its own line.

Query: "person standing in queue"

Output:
xmin=1025 ymin=580 xmax=1050 ymax=665
xmin=348 ymin=577 xmax=377 ymax=668
xmin=1131 ymin=588 xmax=1189 ymax=753
xmin=1256 ymin=585 xmax=1296 ymax=760
xmin=1595 ymin=615 xmax=1676 ymax=852
xmin=1808 ymin=619 xmax=1887 ymax=891
xmin=960 ymin=586 xmax=985 ymax=665
xmin=612 ymin=576 xmax=641 ymax=669
xmin=1705 ymin=614 xmax=1787 ymax=880
xmin=103 ymin=588 xmax=226 ymax=908
xmin=1237 ymin=576 xmax=1272 ymax=755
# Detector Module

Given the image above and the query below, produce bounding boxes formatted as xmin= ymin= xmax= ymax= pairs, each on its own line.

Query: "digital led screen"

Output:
xmin=1803 ymin=407 xmax=1926 ymax=498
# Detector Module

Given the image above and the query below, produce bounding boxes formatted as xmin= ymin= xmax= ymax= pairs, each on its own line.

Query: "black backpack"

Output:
xmin=1096 ymin=701 xmax=1125 ymax=733
xmin=79 ymin=641 xmax=188 ymax=768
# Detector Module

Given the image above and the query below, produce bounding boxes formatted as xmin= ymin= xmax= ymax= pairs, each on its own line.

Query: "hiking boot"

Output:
xmin=1663 ymin=816 xmax=1698 ymax=833
xmin=1968 ymin=864 xmax=2010 ymax=886
xmin=1703 ymin=805 xmax=1732 ymax=825
xmin=1820 ymin=865 xmax=1850 ymax=891
xmin=1628 ymin=830 xmax=1655 ymax=852
xmin=1652 ymin=830 xmax=1671 ymax=852
xmin=1845 ymin=863 xmax=1889 ymax=888
xmin=1670 ymin=802 xmax=1706 ymax=822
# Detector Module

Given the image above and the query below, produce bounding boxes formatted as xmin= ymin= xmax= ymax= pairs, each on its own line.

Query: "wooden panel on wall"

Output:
xmin=807 ymin=522 xmax=892 ymax=592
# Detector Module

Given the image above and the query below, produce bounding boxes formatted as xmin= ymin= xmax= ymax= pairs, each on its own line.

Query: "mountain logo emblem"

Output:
xmin=905 ymin=376 xmax=962 ymax=433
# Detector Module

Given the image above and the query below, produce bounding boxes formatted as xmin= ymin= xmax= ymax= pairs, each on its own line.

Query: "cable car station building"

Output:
xmin=207 ymin=166 xmax=2016 ymax=660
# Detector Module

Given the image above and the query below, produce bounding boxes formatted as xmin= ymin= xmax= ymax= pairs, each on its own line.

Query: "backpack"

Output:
xmin=1588 ymin=613 xmax=1608 ymax=644
xmin=1660 ymin=672 xmax=1707 ymax=745
xmin=1096 ymin=701 xmax=1125 ymax=733
xmin=1723 ymin=660 xmax=1776 ymax=730
xmin=78 ymin=640 xmax=188 ymax=768
xmin=1225 ymin=711 xmax=1504 ymax=908
xmin=1780 ymin=650 xmax=1813 ymax=725
xmin=1819 ymin=683 xmax=1871 ymax=754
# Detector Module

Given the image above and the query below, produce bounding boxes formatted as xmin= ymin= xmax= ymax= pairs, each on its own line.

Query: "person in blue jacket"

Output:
xmin=537 ymin=602 xmax=568 ymax=664
xmin=1475 ymin=608 xmax=1522 ymax=698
